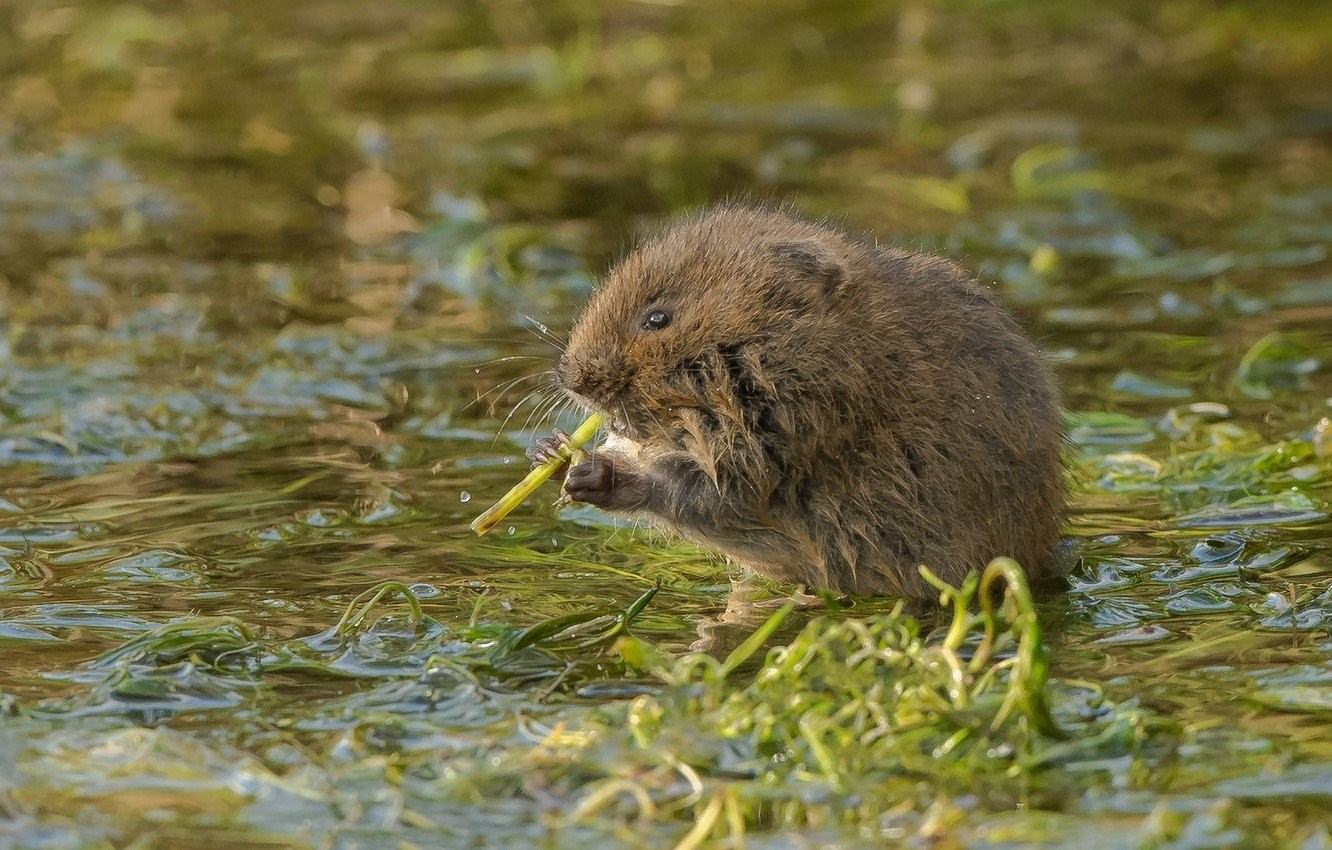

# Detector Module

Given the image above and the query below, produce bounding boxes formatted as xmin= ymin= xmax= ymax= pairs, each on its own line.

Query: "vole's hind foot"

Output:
xmin=527 ymin=429 xmax=571 ymax=469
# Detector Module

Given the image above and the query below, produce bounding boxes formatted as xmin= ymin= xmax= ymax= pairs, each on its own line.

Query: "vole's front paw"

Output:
xmin=527 ymin=429 xmax=570 ymax=469
xmin=564 ymin=453 xmax=616 ymax=507
xmin=564 ymin=454 xmax=650 ymax=511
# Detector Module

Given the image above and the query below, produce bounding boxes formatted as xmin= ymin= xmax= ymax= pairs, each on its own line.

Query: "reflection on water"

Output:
xmin=1 ymin=1 xmax=1330 ymax=846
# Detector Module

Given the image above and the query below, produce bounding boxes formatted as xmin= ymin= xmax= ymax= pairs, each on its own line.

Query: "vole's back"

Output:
xmin=791 ymin=243 xmax=1065 ymax=596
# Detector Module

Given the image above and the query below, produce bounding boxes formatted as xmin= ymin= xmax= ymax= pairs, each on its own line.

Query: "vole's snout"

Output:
xmin=557 ymin=353 xmax=635 ymax=409
xmin=554 ymin=354 xmax=575 ymax=392
xmin=555 ymin=354 xmax=594 ymax=397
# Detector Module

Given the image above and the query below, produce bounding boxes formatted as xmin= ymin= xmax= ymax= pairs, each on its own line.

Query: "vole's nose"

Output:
xmin=562 ymin=367 xmax=599 ymax=398
xmin=558 ymin=354 xmax=632 ymax=401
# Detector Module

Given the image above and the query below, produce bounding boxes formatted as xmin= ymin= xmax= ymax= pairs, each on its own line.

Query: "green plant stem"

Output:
xmin=978 ymin=557 xmax=1066 ymax=739
xmin=470 ymin=412 xmax=608 ymax=535
xmin=719 ymin=600 xmax=796 ymax=678
xmin=334 ymin=581 xmax=423 ymax=636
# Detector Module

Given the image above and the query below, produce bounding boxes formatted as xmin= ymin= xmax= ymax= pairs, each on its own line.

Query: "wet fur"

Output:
xmin=553 ymin=204 xmax=1065 ymax=599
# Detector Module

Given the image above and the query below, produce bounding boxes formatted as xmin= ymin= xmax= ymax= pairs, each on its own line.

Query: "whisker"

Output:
xmin=516 ymin=388 xmax=561 ymax=438
xmin=504 ymin=386 xmax=548 ymax=424
xmin=522 ymin=332 xmax=564 ymax=354
xmin=531 ymin=392 xmax=566 ymax=433
xmin=462 ymin=370 xmax=553 ymax=415
xmin=619 ymin=402 xmax=637 ymax=433
xmin=488 ymin=369 xmax=552 ymax=399
xmin=526 ymin=395 xmax=574 ymax=445
xmin=493 ymin=387 xmax=548 ymax=441
xmin=514 ymin=314 xmax=567 ymax=354
xmin=548 ymin=396 xmax=576 ymax=430
xmin=531 ymin=392 xmax=575 ymax=434
xmin=642 ymin=403 xmax=666 ymax=437
xmin=471 ymin=355 xmax=551 ymax=370
xmin=520 ymin=313 xmax=569 ymax=349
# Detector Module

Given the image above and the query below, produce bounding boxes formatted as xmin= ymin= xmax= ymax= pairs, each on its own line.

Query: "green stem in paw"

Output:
xmin=470 ymin=412 xmax=608 ymax=536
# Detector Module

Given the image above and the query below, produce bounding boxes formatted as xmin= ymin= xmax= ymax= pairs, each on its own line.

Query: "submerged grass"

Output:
xmin=4 ymin=558 xmax=1182 ymax=848
xmin=589 ymin=559 xmax=1089 ymax=835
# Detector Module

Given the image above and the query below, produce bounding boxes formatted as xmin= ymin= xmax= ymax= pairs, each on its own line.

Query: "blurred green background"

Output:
xmin=0 ymin=2 xmax=1330 ymax=848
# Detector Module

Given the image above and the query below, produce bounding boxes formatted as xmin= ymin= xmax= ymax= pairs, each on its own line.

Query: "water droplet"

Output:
xmin=506 ymin=526 xmax=516 ymax=535
xmin=1262 ymin=591 xmax=1290 ymax=614
xmin=409 ymin=582 xmax=442 ymax=599
xmin=459 ymin=490 xmax=471 ymax=503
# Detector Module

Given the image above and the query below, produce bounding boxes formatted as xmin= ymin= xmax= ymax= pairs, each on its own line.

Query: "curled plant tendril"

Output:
xmin=332 ymin=581 xmax=425 ymax=638
xmin=920 ymin=557 xmax=1066 ymax=739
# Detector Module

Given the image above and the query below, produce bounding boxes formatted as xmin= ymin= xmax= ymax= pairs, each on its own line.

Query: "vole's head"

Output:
xmin=558 ymin=205 xmax=849 ymax=445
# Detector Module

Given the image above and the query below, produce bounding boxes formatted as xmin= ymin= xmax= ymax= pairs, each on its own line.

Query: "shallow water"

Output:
xmin=1 ymin=2 xmax=1330 ymax=847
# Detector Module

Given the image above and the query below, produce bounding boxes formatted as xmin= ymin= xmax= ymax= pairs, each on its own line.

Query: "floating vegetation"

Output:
xmin=1 ymin=562 xmax=1205 ymax=847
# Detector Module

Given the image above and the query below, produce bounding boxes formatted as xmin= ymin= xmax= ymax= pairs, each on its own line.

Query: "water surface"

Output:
xmin=1 ymin=2 xmax=1330 ymax=847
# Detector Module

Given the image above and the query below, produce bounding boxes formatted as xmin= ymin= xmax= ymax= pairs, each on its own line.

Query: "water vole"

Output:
xmin=532 ymin=205 xmax=1064 ymax=599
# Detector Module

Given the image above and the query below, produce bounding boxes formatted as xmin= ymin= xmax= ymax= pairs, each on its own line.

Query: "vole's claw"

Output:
xmin=527 ymin=429 xmax=571 ymax=469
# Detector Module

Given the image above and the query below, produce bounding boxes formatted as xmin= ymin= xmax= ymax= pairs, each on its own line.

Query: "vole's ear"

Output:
xmin=769 ymin=242 xmax=844 ymax=303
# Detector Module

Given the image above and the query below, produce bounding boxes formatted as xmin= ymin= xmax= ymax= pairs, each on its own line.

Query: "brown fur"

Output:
xmin=544 ymin=204 xmax=1065 ymax=599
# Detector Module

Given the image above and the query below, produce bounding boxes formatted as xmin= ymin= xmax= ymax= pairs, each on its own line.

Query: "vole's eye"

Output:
xmin=641 ymin=308 xmax=672 ymax=331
